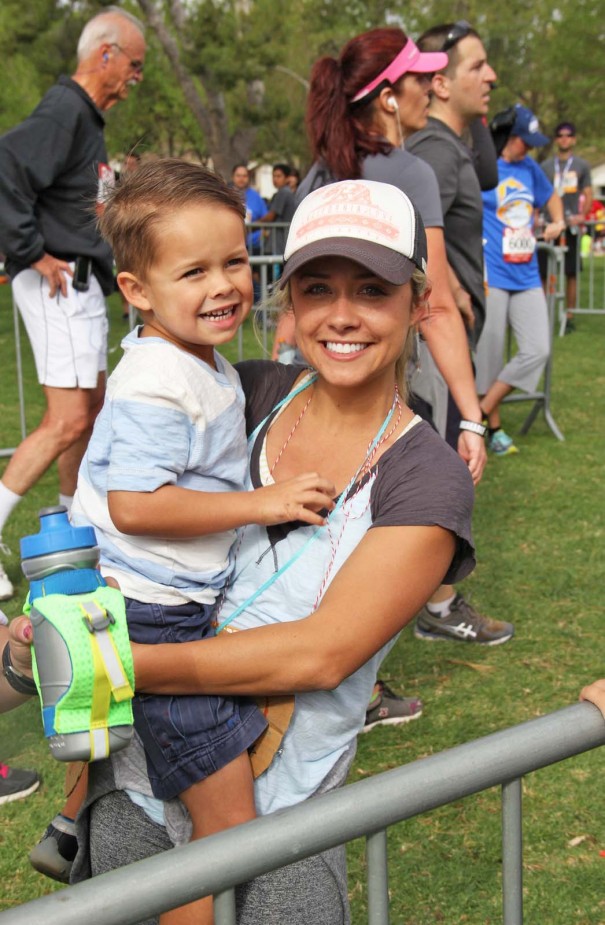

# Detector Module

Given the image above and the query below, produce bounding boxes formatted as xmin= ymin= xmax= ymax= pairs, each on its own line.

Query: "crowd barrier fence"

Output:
xmin=566 ymin=218 xmax=605 ymax=333
xmin=0 ymin=701 xmax=603 ymax=925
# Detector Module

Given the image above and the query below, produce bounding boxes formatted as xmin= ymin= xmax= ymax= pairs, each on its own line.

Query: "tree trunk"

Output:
xmin=135 ymin=0 xmax=260 ymax=174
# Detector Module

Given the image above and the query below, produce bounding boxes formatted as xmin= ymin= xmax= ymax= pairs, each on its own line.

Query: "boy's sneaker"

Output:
xmin=29 ymin=816 xmax=78 ymax=884
xmin=487 ymin=429 xmax=519 ymax=456
xmin=415 ymin=594 xmax=514 ymax=646
xmin=0 ymin=763 xmax=40 ymax=804
xmin=362 ymin=681 xmax=423 ymax=733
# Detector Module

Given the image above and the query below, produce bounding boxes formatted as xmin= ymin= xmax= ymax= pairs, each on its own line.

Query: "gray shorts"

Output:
xmin=12 ymin=266 xmax=108 ymax=388
xmin=475 ymin=287 xmax=550 ymax=395
xmin=88 ymin=791 xmax=349 ymax=925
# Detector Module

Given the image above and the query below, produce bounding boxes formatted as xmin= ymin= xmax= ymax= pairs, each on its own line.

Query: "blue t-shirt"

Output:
xmin=245 ymin=187 xmax=266 ymax=249
xmin=482 ymin=156 xmax=553 ymax=291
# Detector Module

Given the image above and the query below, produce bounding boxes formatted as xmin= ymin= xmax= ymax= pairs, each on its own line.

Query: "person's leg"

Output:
xmin=236 ymin=844 xmax=350 ymax=925
xmin=56 ymin=373 xmax=106 ymax=496
xmin=499 ymin=288 xmax=550 ymax=397
xmin=2 ymin=268 xmax=107 ymax=535
xmin=89 ymin=788 xmax=350 ymax=925
xmin=161 ymin=753 xmax=256 ymax=925
xmin=89 ymin=790 xmax=172 ymax=925
xmin=1 ymin=379 xmax=104 ymax=500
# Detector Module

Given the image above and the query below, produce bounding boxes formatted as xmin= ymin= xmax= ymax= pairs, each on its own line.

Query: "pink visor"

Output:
xmin=351 ymin=38 xmax=448 ymax=104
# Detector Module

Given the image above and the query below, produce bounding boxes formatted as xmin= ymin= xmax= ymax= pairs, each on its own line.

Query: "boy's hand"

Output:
xmin=255 ymin=473 xmax=336 ymax=526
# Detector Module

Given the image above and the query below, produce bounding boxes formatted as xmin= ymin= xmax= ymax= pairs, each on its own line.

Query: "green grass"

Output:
xmin=1 ymin=276 xmax=605 ymax=921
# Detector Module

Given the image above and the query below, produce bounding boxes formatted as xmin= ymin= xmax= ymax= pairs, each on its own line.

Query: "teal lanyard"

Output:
xmin=216 ymin=374 xmax=395 ymax=633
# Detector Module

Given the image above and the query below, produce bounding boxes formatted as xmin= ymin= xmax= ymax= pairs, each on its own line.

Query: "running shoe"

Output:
xmin=415 ymin=594 xmax=514 ymax=646
xmin=30 ymin=816 xmax=78 ymax=884
xmin=0 ymin=764 xmax=40 ymax=804
xmin=362 ymin=681 xmax=423 ymax=733
xmin=487 ymin=428 xmax=519 ymax=456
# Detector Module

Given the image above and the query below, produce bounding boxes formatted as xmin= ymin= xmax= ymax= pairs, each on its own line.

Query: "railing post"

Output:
xmin=214 ymin=887 xmax=237 ymax=925
xmin=366 ymin=829 xmax=389 ymax=925
xmin=0 ymin=296 xmax=27 ymax=458
xmin=502 ymin=778 xmax=523 ymax=925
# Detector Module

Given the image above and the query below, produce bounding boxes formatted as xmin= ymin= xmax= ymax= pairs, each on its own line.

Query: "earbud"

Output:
xmin=103 ymin=52 xmax=109 ymax=62
xmin=387 ymin=96 xmax=399 ymax=112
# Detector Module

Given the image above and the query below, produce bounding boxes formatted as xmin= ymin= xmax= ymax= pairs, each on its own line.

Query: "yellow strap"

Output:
xmin=79 ymin=600 xmax=134 ymax=761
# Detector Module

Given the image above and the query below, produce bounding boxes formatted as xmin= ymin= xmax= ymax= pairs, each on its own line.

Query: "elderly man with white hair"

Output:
xmin=0 ymin=8 xmax=146 ymax=599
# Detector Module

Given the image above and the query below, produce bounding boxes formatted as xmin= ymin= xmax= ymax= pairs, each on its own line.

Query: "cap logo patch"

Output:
xmin=296 ymin=182 xmax=400 ymax=243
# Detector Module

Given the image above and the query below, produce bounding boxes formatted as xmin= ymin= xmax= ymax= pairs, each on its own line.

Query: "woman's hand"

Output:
xmin=254 ymin=473 xmax=336 ymax=526
xmin=580 ymin=679 xmax=605 ymax=720
xmin=0 ymin=616 xmax=35 ymax=713
xmin=457 ymin=431 xmax=487 ymax=485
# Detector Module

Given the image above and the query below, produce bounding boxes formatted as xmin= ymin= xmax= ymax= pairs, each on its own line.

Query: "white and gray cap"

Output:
xmin=279 ymin=179 xmax=427 ymax=289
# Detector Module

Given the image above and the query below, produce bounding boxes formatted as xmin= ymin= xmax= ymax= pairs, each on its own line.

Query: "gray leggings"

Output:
xmin=475 ymin=286 xmax=550 ymax=395
xmin=89 ymin=790 xmax=350 ymax=925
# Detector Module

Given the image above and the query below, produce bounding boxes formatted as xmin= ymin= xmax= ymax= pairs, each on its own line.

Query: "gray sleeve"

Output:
xmin=362 ymin=151 xmax=444 ymax=228
xmin=370 ymin=422 xmax=475 ymax=584
xmin=578 ymin=159 xmax=592 ymax=190
xmin=271 ymin=187 xmax=287 ymax=217
xmin=407 ymin=133 xmax=461 ymax=217
xmin=402 ymin=157 xmax=444 ymax=229
xmin=540 ymin=158 xmax=554 ymax=183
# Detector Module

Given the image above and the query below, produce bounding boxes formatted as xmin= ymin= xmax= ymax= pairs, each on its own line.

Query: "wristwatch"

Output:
xmin=2 ymin=642 xmax=37 ymax=696
xmin=459 ymin=419 xmax=487 ymax=438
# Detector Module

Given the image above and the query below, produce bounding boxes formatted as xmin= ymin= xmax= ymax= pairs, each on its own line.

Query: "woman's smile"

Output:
xmin=290 ymin=255 xmax=414 ymax=385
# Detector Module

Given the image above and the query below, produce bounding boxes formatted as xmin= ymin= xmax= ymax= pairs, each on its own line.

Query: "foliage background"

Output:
xmin=0 ymin=0 xmax=602 ymax=173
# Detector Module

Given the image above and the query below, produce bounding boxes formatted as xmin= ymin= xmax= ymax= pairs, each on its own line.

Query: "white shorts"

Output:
xmin=12 ymin=266 xmax=108 ymax=389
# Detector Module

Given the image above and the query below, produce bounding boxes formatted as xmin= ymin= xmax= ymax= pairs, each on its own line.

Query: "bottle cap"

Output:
xmin=20 ymin=506 xmax=97 ymax=560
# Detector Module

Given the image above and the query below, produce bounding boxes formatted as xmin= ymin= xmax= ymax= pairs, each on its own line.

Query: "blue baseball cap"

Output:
xmin=511 ymin=104 xmax=549 ymax=148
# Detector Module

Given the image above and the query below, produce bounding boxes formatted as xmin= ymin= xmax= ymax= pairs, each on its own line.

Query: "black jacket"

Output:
xmin=0 ymin=76 xmax=114 ymax=295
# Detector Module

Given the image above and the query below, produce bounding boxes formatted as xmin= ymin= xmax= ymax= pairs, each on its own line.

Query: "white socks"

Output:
xmin=0 ymin=481 xmax=22 ymax=536
xmin=59 ymin=494 xmax=74 ymax=516
xmin=426 ymin=593 xmax=456 ymax=618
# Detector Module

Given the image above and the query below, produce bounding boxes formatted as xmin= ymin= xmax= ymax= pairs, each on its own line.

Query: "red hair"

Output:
xmin=305 ymin=28 xmax=409 ymax=179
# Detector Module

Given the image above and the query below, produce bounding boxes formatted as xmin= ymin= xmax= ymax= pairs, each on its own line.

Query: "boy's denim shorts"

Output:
xmin=126 ymin=597 xmax=267 ymax=800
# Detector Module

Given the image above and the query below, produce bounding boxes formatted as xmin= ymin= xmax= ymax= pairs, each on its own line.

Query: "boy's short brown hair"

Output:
xmin=99 ymin=158 xmax=245 ymax=277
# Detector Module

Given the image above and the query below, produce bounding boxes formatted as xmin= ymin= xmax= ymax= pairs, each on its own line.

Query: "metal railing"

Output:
xmin=501 ymin=242 xmax=564 ymax=440
xmin=1 ymin=701 xmax=604 ymax=925
xmin=567 ymin=218 xmax=605 ymax=329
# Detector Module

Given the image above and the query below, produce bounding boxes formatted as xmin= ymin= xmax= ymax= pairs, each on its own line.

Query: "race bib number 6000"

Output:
xmin=502 ymin=227 xmax=536 ymax=263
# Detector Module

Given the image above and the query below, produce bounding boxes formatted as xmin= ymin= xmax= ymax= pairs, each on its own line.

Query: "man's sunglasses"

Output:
xmin=111 ymin=43 xmax=144 ymax=74
xmin=556 ymin=132 xmax=574 ymax=138
xmin=441 ymin=21 xmax=472 ymax=52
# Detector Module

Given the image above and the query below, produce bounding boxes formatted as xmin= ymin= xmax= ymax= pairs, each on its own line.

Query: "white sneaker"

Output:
xmin=0 ymin=550 xmax=14 ymax=601
xmin=0 ymin=566 xmax=14 ymax=600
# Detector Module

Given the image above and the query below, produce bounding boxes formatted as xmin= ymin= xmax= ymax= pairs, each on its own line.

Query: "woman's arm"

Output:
xmin=134 ymin=523 xmax=455 ymax=696
xmin=421 ymin=227 xmax=486 ymax=485
xmin=542 ymin=192 xmax=565 ymax=242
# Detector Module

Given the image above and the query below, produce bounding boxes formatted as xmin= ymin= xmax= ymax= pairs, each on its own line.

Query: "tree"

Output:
xmin=132 ymin=0 xmax=294 ymax=175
